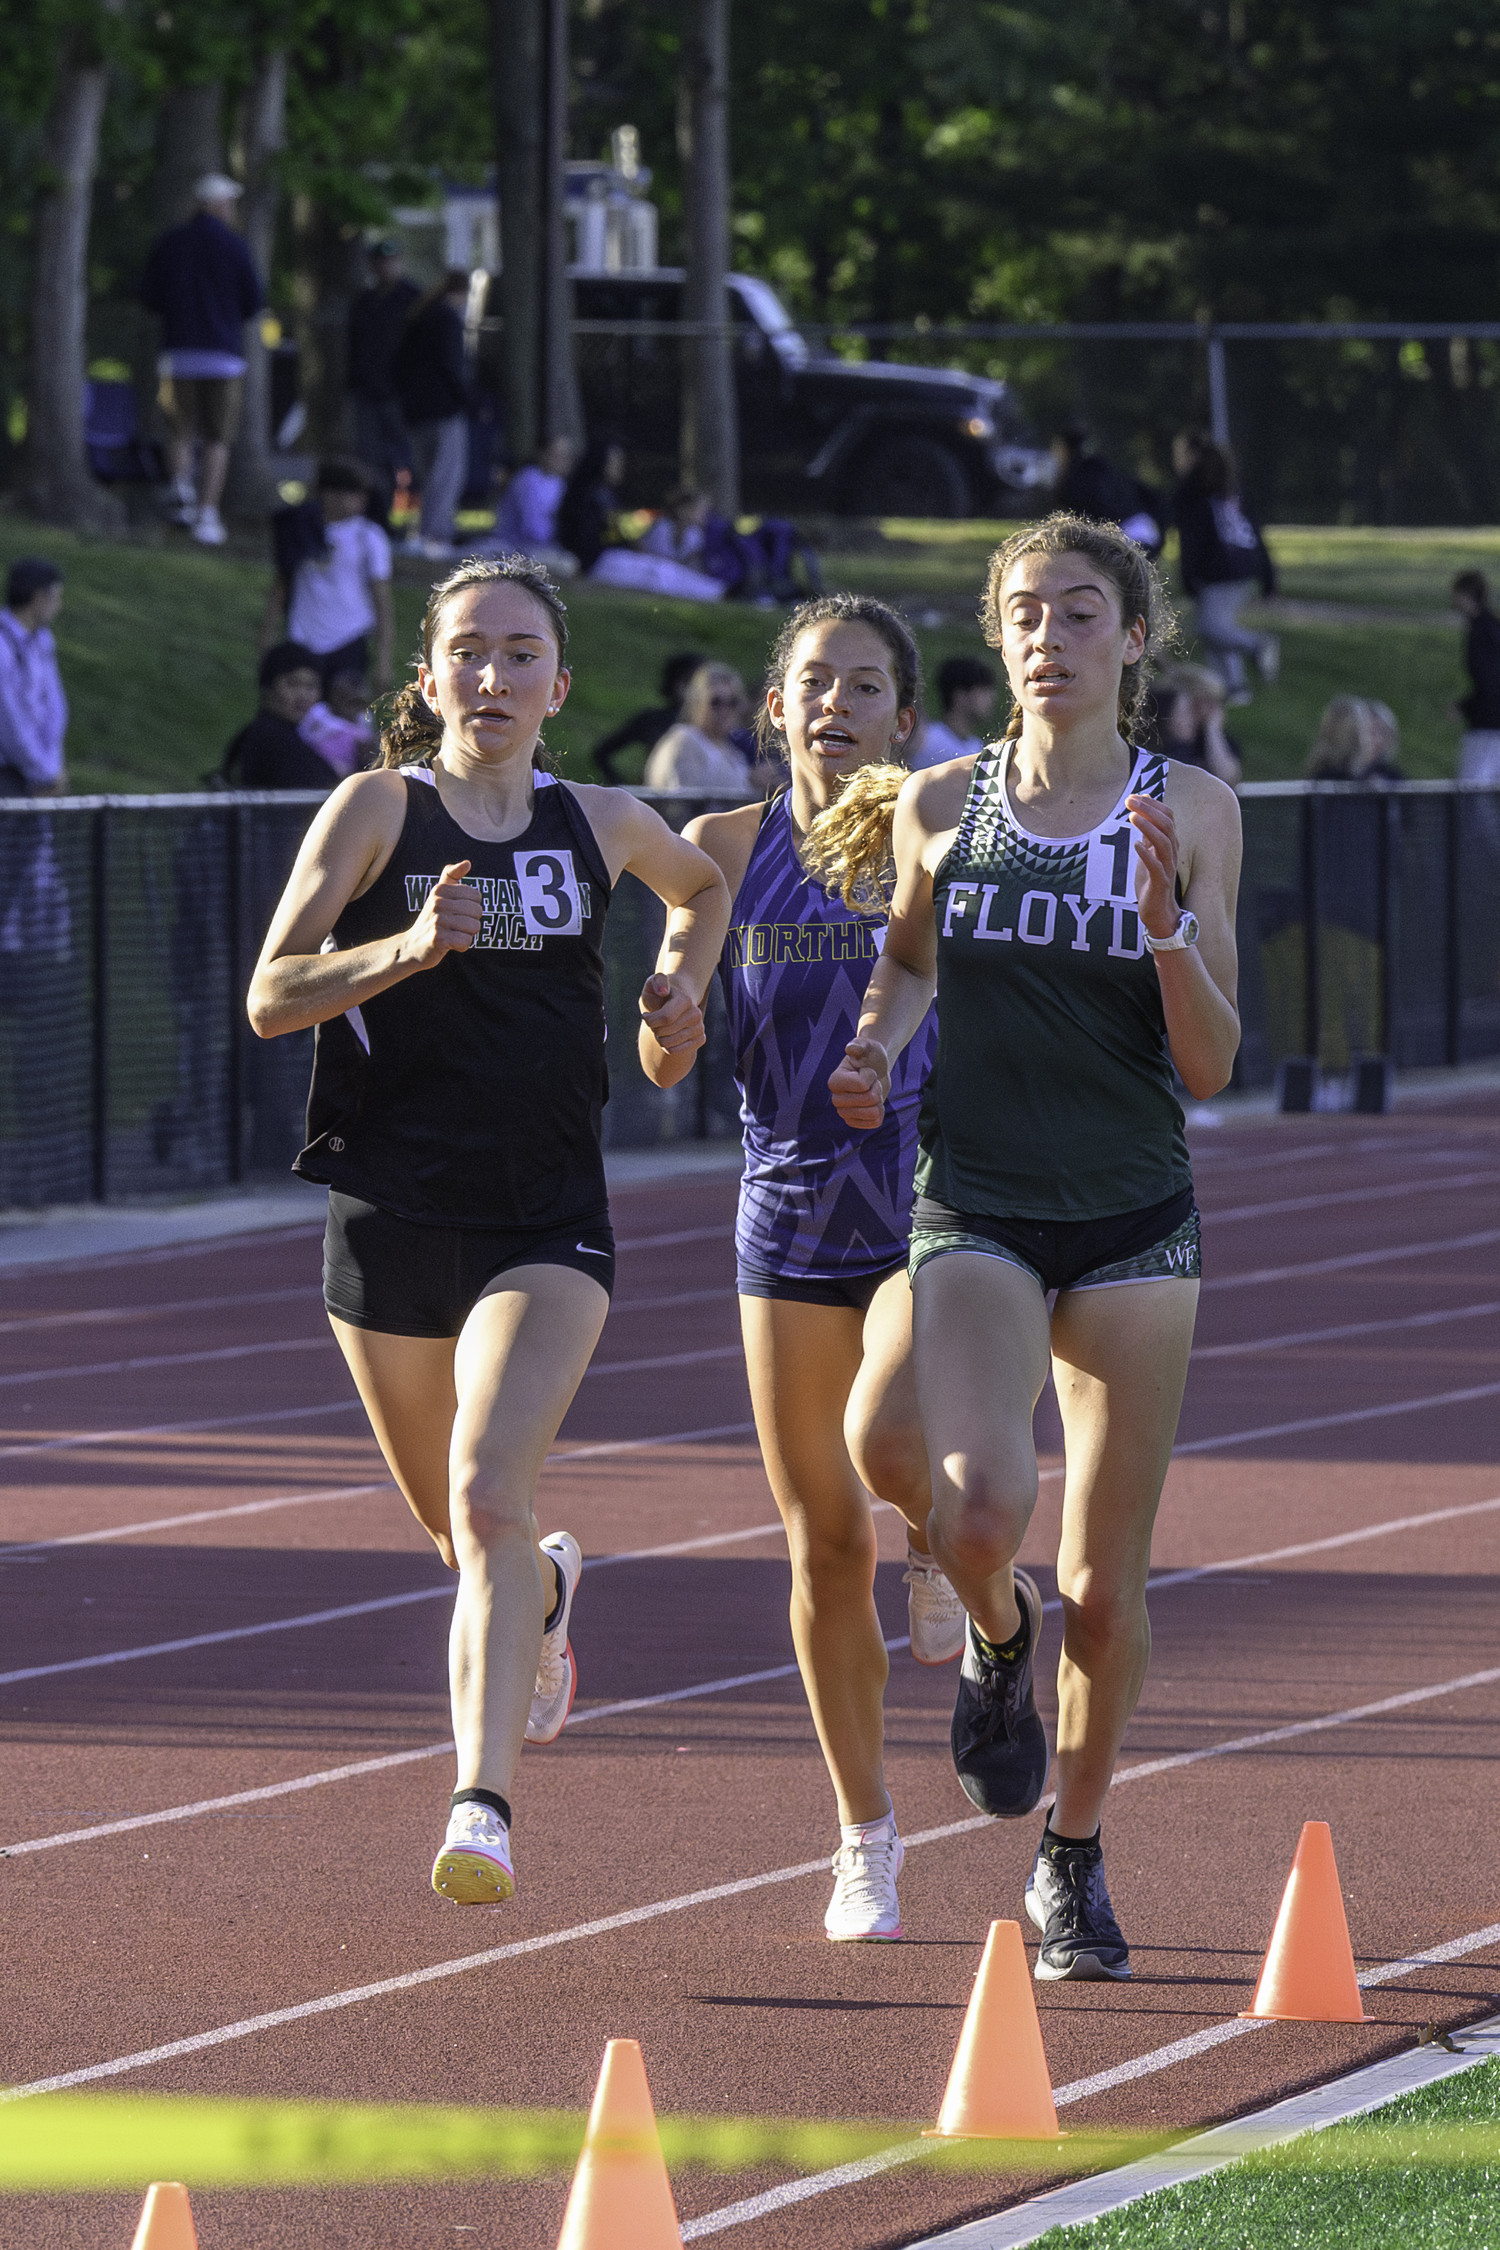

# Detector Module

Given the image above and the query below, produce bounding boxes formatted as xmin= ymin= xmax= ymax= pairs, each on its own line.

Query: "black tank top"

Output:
xmin=294 ymin=769 xmax=613 ymax=1228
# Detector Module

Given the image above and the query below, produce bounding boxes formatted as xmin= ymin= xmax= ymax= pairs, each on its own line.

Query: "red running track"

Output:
xmin=2 ymin=1095 xmax=1499 ymax=2248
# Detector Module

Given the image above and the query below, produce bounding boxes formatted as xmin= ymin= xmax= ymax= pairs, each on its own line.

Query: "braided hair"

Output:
xmin=980 ymin=513 xmax=1177 ymax=747
xmin=375 ymin=553 xmax=570 ymax=771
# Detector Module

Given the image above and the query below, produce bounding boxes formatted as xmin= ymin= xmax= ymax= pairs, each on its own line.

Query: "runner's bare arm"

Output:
xmin=828 ymin=768 xmax=951 ymax=1131
xmin=568 ymin=788 xmax=732 ymax=1089
xmin=1129 ymin=766 xmax=1242 ymax=1098
xmin=247 ymin=771 xmax=482 ymax=1038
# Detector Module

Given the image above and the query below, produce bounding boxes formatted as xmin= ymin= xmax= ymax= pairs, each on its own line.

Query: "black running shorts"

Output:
xmin=908 ymin=1186 xmax=1200 ymax=1296
xmin=324 ymin=1191 xmax=616 ymax=1338
xmin=736 ymin=1257 xmax=907 ymax=1311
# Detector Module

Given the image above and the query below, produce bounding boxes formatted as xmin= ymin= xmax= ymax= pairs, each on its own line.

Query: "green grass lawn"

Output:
xmin=1033 ymin=2056 xmax=1500 ymax=2250
xmin=0 ymin=514 xmax=1479 ymax=792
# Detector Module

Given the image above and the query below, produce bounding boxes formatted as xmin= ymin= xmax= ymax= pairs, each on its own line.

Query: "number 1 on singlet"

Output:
xmin=1084 ymin=822 xmax=1138 ymax=904
xmin=515 ymin=849 xmax=583 ymax=936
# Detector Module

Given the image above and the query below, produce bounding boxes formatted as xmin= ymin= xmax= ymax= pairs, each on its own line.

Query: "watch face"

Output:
xmin=1180 ymin=912 xmax=1200 ymax=945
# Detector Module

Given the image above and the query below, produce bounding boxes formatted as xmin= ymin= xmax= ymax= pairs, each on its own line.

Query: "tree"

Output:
xmin=226 ymin=44 xmax=287 ymax=514
xmin=677 ymin=0 xmax=738 ymax=513
xmin=22 ymin=47 xmax=123 ymax=530
xmin=491 ymin=0 xmax=580 ymax=466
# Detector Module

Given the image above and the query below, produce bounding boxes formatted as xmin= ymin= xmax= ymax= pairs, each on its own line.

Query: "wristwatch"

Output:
xmin=1144 ymin=911 xmax=1200 ymax=954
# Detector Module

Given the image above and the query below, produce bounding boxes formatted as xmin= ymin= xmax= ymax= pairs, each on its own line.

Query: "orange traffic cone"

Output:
xmin=1242 ymin=1820 xmax=1368 ymax=2023
xmin=924 ymin=1921 xmax=1060 ymax=2140
xmin=129 ymin=2184 xmax=198 ymax=2250
xmin=556 ymin=2039 xmax=683 ymax=2249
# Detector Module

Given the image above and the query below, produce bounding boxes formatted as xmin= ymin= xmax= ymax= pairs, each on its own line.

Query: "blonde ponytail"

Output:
xmin=799 ymin=761 xmax=907 ymax=919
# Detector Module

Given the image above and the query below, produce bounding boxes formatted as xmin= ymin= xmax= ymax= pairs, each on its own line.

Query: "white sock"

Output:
xmin=840 ymin=1801 xmax=896 ymax=1847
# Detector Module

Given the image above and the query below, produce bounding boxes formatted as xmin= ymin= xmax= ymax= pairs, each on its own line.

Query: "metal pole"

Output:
xmin=1207 ymin=333 xmax=1230 ymax=447
xmin=90 ymin=805 xmax=109 ymax=1202
xmin=227 ymin=804 xmax=245 ymax=1184
xmin=540 ymin=0 xmax=583 ymax=446
xmin=1302 ymin=792 xmax=1320 ymax=1065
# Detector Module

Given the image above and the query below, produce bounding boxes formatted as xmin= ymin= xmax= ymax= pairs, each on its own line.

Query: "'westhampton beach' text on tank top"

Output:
xmin=723 ymin=794 xmax=939 ymax=1279
xmin=295 ymin=770 xmax=612 ymax=1228
xmin=917 ymin=742 xmax=1191 ymax=1224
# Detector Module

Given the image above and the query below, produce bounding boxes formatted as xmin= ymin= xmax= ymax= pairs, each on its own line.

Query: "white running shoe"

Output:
xmin=526 ymin=1530 xmax=581 ymax=1744
xmin=905 ymin=1547 xmax=966 ymax=1665
xmin=191 ymin=506 xmax=227 ymax=546
xmin=431 ymin=1799 xmax=514 ymax=1903
xmin=825 ymin=1821 xmax=905 ymax=1942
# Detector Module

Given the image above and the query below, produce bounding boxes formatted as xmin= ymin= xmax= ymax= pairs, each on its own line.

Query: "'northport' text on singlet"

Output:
xmin=723 ymin=793 xmax=939 ymax=1279
xmin=917 ymin=741 xmax=1191 ymax=1224
xmin=295 ymin=769 xmax=612 ymax=1228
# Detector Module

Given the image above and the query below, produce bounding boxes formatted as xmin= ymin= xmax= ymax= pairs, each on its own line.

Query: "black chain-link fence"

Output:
xmin=2 ymin=782 xmax=1497 ymax=1210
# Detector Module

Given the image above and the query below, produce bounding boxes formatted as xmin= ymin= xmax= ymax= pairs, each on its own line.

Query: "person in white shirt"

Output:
xmin=644 ymin=663 xmax=758 ymax=795
xmin=909 ymin=655 xmax=998 ymax=769
xmin=0 ymin=559 xmax=68 ymax=795
xmin=262 ymin=457 xmax=395 ymax=691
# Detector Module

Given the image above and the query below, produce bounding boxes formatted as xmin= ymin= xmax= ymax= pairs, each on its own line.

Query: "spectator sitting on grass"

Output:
xmin=0 ymin=558 xmax=68 ymax=797
xmin=1152 ymin=662 xmax=1243 ymax=786
xmin=644 ymin=662 xmax=759 ymax=796
xmin=1305 ymin=696 xmax=1403 ymax=782
xmin=298 ymin=668 xmax=376 ymax=780
xmin=591 ymin=649 xmax=705 ymax=784
xmin=219 ymin=643 xmax=338 ymax=790
xmin=910 ymin=656 xmax=998 ymax=768
xmin=487 ymin=435 xmax=580 ymax=577
xmin=262 ymin=457 xmax=394 ymax=695
xmin=1449 ymin=570 xmax=1500 ymax=790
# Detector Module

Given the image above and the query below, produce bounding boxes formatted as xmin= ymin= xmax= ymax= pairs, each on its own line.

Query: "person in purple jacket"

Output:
xmin=686 ymin=595 xmax=960 ymax=1946
xmin=141 ymin=175 xmax=266 ymax=547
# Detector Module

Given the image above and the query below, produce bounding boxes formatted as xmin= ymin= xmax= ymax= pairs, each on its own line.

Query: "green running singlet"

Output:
xmin=915 ymin=739 xmax=1192 ymax=1224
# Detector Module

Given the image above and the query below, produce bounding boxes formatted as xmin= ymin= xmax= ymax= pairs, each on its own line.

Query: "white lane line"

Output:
xmin=0 ymin=1336 xmax=334 ymax=1392
xmin=0 ymin=1285 xmax=315 ymax=1339
xmin=0 ymin=1397 xmax=366 ymax=1462
xmin=549 ymin=1420 xmax=757 ymax=1463
xmin=585 ymin=1344 xmax=743 ymax=1379
xmin=680 ymin=1924 xmax=1500 ymax=2240
xmin=1192 ymin=1298 xmax=1500 ymax=1359
xmin=1203 ymin=1169 xmax=1500 ymax=1226
xmin=1199 ymin=1224 xmax=1500 ymax=1292
xmin=0 ymin=1587 xmax=454 ymax=1690
xmin=5 ymin=1680 xmax=1497 ymax=2105
xmin=0 ymin=1484 xmax=393 ymax=1562
xmin=1147 ymin=1491 xmax=1500 ymax=1591
xmin=1173 ymin=1377 xmax=1500 ymax=1456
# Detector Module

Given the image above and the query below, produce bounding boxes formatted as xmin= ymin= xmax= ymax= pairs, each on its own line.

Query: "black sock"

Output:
xmin=976 ymin=1602 xmax=1029 ymax=1666
xmin=1043 ymin=1819 xmax=1100 ymax=1852
xmin=452 ymin=1786 xmax=511 ymax=1831
xmin=543 ymin=1559 xmax=565 ymax=1633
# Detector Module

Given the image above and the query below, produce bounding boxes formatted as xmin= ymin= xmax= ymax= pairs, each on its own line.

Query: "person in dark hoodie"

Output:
xmin=1171 ymin=430 xmax=1278 ymax=706
xmin=219 ymin=644 xmax=338 ymax=790
xmin=1450 ymin=570 xmax=1500 ymax=791
xmin=141 ymin=174 xmax=265 ymax=548
xmin=392 ymin=269 xmax=473 ymax=556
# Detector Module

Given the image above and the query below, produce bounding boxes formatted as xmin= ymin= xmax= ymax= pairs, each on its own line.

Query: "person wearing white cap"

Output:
xmin=140 ymin=173 xmax=267 ymax=546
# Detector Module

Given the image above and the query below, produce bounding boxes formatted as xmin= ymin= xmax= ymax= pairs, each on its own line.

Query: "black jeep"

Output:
xmin=485 ymin=269 xmax=1053 ymax=518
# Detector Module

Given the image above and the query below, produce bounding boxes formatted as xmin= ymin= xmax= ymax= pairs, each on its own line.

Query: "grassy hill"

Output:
xmin=0 ymin=511 xmax=1483 ymax=792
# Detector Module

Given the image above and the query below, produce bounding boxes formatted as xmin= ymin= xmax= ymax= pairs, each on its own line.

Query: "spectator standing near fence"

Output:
xmin=0 ymin=560 xmax=68 ymax=796
xmin=1151 ymin=663 xmax=1243 ymax=785
xmin=591 ymin=651 xmax=705 ymax=784
xmin=1171 ymin=431 xmax=1278 ymax=707
xmin=1051 ymin=425 xmax=1163 ymax=556
xmin=141 ymin=174 xmax=266 ymax=549
xmin=1449 ymin=571 xmax=1500 ymax=789
xmin=911 ymin=657 xmax=998 ymax=769
xmin=262 ymin=458 xmax=394 ymax=694
xmin=218 ymin=643 xmax=336 ymax=790
xmin=644 ymin=664 xmax=758 ymax=796
xmin=393 ymin=270 xmax=473 ymax=558
xmin=347 ymin=241 xmax=420 ymax=532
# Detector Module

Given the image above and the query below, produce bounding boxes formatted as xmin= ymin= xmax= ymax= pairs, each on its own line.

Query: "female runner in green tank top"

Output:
xmin=826 ymin=515 xmax=1242 ymax=1982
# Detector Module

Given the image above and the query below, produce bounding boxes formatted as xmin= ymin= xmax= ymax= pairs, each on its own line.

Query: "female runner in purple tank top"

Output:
xmin=248 ymin=557 xmax=729 ymax=1906
xmin=686 ymin=595 xmax=959 ymax=1943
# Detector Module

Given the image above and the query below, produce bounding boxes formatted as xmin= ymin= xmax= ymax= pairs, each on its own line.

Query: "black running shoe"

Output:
xmin=949 ymin=1568 xmax=1049 ymax=1817
xmin=1025 ymin=1829 xmax=1132 ymax=1981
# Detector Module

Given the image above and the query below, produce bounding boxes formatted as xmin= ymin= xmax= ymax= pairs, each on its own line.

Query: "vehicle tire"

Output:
xmin=855 ymin=434 xmax=973 ymax=519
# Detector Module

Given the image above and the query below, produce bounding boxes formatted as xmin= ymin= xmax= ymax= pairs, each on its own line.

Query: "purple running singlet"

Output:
xmin=722 ymin=794 xmax=938 ymax=1283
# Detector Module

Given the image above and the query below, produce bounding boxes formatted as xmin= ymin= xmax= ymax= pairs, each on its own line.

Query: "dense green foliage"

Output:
xmin=4 ymin=3 xmax=1500 ymax=519
xmin=0 ymin=516 xmax=1477 ymax=793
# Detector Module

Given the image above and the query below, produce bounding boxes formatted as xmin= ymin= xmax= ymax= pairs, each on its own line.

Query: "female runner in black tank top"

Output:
xmin=248 ymin=558 xmax=729 ymax=1907
xmin=829 ymin=516 xmax=1242 ymax=1983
